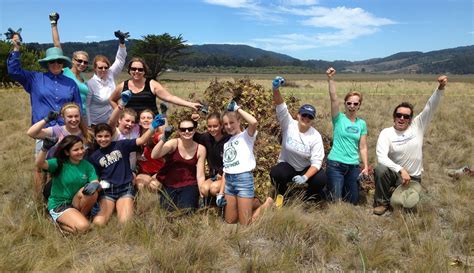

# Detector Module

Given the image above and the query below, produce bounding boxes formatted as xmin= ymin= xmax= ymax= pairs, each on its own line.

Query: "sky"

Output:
xmin=1 ymin=0 xmax=473 ymax=61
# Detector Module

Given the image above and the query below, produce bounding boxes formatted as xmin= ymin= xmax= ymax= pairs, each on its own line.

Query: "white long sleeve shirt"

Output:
xmin=376 ymin=89 xmax=444 ymax=177
xmin=86 ymin=46 xmax=127 ymax=125
xmin=276 ymin=103 xmax=324 ymax=171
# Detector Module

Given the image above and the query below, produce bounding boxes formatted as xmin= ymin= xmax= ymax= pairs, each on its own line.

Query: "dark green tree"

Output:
xmin=131 ymin=33 xmax=189 ymax=79
xmin=0 ymin=40 xmax=42 ymax=87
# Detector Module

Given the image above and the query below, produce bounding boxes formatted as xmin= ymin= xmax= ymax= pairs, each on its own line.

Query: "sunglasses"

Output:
xmin=130 ymin=67 xmax=145 ymax=72
xmin=395 ymin=113 xmax=411 ymax=119
xmin=97 ymin=66 xmax=109 ymax=70
xmin=346 ymin=102 xmax=360 ymax=106
xmin=178 ymin=127 xmax=195 ymax=133
xmin=48 ymin=59 xmax=63 ymax=65
xmin=75 ymin=58 xmax=89 ymax=65
xmin=301 ymin=113 xmax=314 ymax=120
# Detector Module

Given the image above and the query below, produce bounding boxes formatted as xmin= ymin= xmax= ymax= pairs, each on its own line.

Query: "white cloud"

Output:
xmin=203 ymin=0 xmax=252 ymax=9
xmin=84 ymin=35 xmax=99 ymax=39
xmin=279 ymin=0 xmax=318 ymax=6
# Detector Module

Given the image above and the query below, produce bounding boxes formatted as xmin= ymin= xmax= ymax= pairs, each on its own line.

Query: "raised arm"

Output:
xmin=416 ymin=75 xmax=447 ymax=131
xmin=136 ymin=114 xmax=165 ymax=146
xmin=109 ymin=82 xmax=125 ymax=110
xmin=227 ymin=100 xmax=258 ymax=137
xmin=35 ymin=137 xmax=58 ymax=170
xmin=27 ymin=110 xmax=58 ymax=139
xmin=326 ymin=67 xmax=339 ymax=118
xmin=109 ymin=31 xmax=128 ymax=78
xmin=151 ymin=80 xmax=202 ymax=111
xmin=272 ymin=76 xmax=285 ymax=105
xmin=49 ymin=12 xmax=61 ymax=48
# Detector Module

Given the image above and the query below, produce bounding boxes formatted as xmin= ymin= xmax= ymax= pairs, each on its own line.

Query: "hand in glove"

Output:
xmin=160 ymin=126 xmax=174 ymax=142
xmin=292 ymin=175 xmax=308 ymax=185
xmin=216 ymin=193 xmax=227 ymax=207
xmin=4 ymin=27 xmax=23 ymax=44
xmin=82 ymin=182 xmax=100 ymax=195
xmin=151 ymin=114 xmax=166 ymax=130
xmin=43 ymin=110 xmax=59 ymax=123
xmin=114 ymin=30 xmax=130 ymax=44
xmin=227 ymin=100 xmax=240 ymax=112
xmin=42 ymin=136 xmax=58 ymax=151
xmin=49 ymin=12 xmax=60 ymax=25
xmin=119 ymin=90 xmax=132 ymax=107
xmin=272 ymin=76 xmax=285 ymax=90
xmin=159 ymin=102 xmax=168 ymax=117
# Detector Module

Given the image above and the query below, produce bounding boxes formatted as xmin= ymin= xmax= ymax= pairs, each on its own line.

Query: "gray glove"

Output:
xmin=41 ymin=136 xmax=58 ymax=151
xmin=114 ymin=30 xmax=130 ymax=44
xmin=82 ymin=182 xmax=100 ymax=195
xmin=49 ymin=12 xmax=60 ymax=25
xmin=160 ymin=126 xmax=174 ymax=142
xmin=159 ymin=102 xmax=168 ymax=118
xmin=292 ymin=175 xmax=308 ymax=185
xmin=216 ymin=193 xmax=227 ymax=207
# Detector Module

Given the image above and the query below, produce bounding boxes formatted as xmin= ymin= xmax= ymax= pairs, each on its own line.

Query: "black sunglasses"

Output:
xmin=178 ymin=127 xmax=195 ymax=133
xmin=97 ymin=66 xmax=109 ymax=70
xmin=395 ymin=113 xmax=411 ymax=119
xmin=346 ymin=102 xmax=360 ymax=106
xmin=75 ymin=58 xmax=89 ymax=65
xmin=48 ymin=59 xmax=63 ymax=65
xmin=130 ymin=67 xmax=145 ymax=72
xmin=301 ymin=113 xmax=314 ymax=120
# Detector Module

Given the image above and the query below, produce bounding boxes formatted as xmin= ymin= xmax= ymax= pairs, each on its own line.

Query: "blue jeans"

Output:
xmin=225 ymin=171 xmax=254 ymax=198
xmin=161 ymin=185 xmax=199 ymax=211
xmin=326 ymin=160 xmax=360 ymax=204
xmin=101 ymin=182 xmax=136 ymax=202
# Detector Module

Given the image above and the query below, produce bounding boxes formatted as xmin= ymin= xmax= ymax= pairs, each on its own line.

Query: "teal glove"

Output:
xmin=216 ymin=194 xmax=227 ymax=207
xmin=227 ymin=100 xmax=240 ymax=112
xmin=272 ymin=76 xmax=285 ymax=90
xmin=120 ymin=90 xmax=132 ymax=106
xmin=151 ymin=114 xmax=165 ymax=130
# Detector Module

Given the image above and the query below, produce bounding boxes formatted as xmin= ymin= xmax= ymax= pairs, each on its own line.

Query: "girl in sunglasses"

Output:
xmin=325 ymin=67 xmax=368 ymax=205
xmin=270 ymin=77 xmax=327 ymax=203
xmin=109 ymin=57 xmax=202 ymax=116
xmin=151 ymin=119 xmax=206 ymax=212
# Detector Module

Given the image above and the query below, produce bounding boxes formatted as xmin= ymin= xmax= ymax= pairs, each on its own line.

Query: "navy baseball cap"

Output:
xmin=298 ymin=104 xmax=316 ymax=119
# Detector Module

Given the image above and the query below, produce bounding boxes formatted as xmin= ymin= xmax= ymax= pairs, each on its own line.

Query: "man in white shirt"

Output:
xmin=373 ymin=75 xmax=448 ymax=215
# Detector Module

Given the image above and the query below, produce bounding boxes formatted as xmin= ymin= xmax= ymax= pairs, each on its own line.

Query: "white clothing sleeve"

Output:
xmin=309 ymin=135 xmax=324 ymax=169
xmin=413 ymin=89 xmax=444 ymax=133
xmin=376 ymin=129 xmax=402 ymax=173
xmin=109 ymin=46 xmax=127 ymax=79
xmin=276 ymin=103 xmax=292 ymax=132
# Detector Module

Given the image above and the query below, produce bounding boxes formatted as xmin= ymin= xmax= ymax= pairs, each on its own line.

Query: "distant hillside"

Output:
xmin=26 ymin=41 xmax=474 ymax=74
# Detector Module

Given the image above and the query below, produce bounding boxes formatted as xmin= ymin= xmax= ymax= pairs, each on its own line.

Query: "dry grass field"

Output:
xmin=0 ymin=73 xmax=472 ymax=272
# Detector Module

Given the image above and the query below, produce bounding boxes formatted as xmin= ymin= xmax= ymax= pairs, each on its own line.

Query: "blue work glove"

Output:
xmin=120 ymin=90 xmax=132 ymax=107
xmin=49 ymin=12 xmax=60 ymax=25
xmin=292 ymin=175 xmax=308 ymax=185
xmin=160 ymin=126 xmax=174 ymax=142
xmin=114 ymin=30 xmax=130 ymax=44
xmin=151 ymin=114 xmax=165 ymax=130
xmin=272 ymin=76 xmax=285 ymax=90
xmin=210 ymin=175 xmax=218 ymax=182
xmin=159 ymin=102 xmax=168 ymax=118
xmin=4 ymin=27 xmax=22 ymax=43
xmin=41 ymin=136 xmax=58 ymax=151
xmin=82 ymin=182 xmax=100 ymax=195
xmin=227 ymin=100 xmax=240 ymax=112
xmin=43 ymin=110 xmax=59 ymax=123
xmin=216 ymin=193 xmax=227 ymax=207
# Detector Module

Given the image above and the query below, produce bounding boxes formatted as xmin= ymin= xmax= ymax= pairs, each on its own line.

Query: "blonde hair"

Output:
xmin=344 ymin=91 xmax=363 ymax=104
xmin=72 ymin=51 xmax=89 ymax=60
xmin=60 ymin=102 xmax=92 ymax=144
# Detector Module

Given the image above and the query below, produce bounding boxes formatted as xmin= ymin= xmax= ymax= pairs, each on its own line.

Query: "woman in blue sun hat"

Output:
xmin=326 ymin=67 xmax=368 ymax=205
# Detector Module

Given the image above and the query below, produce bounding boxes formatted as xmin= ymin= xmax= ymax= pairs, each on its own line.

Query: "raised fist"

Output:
xmin=114 ymin=30 xmax=130 ymax=44
xmin=120 ymin=90 xmax=132 ymax=106
xmin=272 ymin=76 xmax=285 ymax=90
xmin=151 ymin=114 xmax=165 ymax=130
xmin=43 ymin=110 xmax=60 ymax=123
xmin=42 ymin=136 xmax=58 ymax=151
xmin=227 ymin=100 xmax=240 ymax=112
xmin=160 ymin=126 xmax=174 ymax=142
xmin=49 ymin=12 xmax=60 ymax=25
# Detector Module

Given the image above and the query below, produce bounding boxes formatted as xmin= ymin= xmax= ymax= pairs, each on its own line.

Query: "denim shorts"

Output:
xmin=225 ymin=171 xmax=254 ymax=198
xmin=49 ymin=203 xmax=73 ymax=222
xmin=101 ymin=182 xmax=136 ymax=202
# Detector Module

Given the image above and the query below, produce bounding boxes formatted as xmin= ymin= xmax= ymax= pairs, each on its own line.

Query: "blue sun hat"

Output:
xmin=298 ymin=104 xmax=316 ymax=119
xmin=38 ymin=47 xmax=72 ymax=69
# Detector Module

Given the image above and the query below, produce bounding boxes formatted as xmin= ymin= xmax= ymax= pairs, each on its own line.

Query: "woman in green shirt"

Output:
xmin=36 ymin=135 xmax=100 ymax=233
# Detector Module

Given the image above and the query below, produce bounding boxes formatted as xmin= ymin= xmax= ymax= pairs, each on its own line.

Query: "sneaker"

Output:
xmin=373 ymin=205 xmax=388 ymax=215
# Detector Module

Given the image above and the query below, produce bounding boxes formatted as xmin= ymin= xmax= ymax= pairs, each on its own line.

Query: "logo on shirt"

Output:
xmin=223 ymin=141 xmax=239 ymax=168
xmin=345 ymin=126 xmax=360 ymax=134
xmin=99 ymin=150 xmax=123 ymax=168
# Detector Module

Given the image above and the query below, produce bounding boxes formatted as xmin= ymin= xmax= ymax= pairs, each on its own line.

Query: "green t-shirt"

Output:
xmin=63 ymin=67 xmax=89 ymax=113
xmin=328 ymin=112 xmax=367 ymax=165
xmin=47 ymin=158 xmax=98 ymax=210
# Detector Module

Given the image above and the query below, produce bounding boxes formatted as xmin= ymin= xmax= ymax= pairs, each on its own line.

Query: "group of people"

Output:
xmin=6 ymin=12 xmax=448 ymax=233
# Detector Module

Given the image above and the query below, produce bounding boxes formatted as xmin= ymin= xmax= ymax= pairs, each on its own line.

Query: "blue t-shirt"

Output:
xmin=89 ymin=139 xmax=137 ymax=185
xmin=328 ymin=112 xmax=367 ymax=165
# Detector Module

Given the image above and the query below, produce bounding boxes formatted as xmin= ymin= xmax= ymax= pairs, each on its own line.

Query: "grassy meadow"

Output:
xmin=0 ymin=72 xmax=473 ymax=272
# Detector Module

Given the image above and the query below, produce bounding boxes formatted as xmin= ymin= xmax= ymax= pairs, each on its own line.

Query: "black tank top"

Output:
xmin=122 ymin=78 xmax=158 ymax=114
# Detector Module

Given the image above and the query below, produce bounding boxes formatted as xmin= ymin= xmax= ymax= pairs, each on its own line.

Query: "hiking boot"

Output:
xmin=373 ymin=205 xmax=389 ymax=215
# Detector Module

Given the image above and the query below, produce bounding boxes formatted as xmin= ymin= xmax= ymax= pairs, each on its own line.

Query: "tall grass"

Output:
xmin=0 ymin=74 xmax=472 ymax=271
